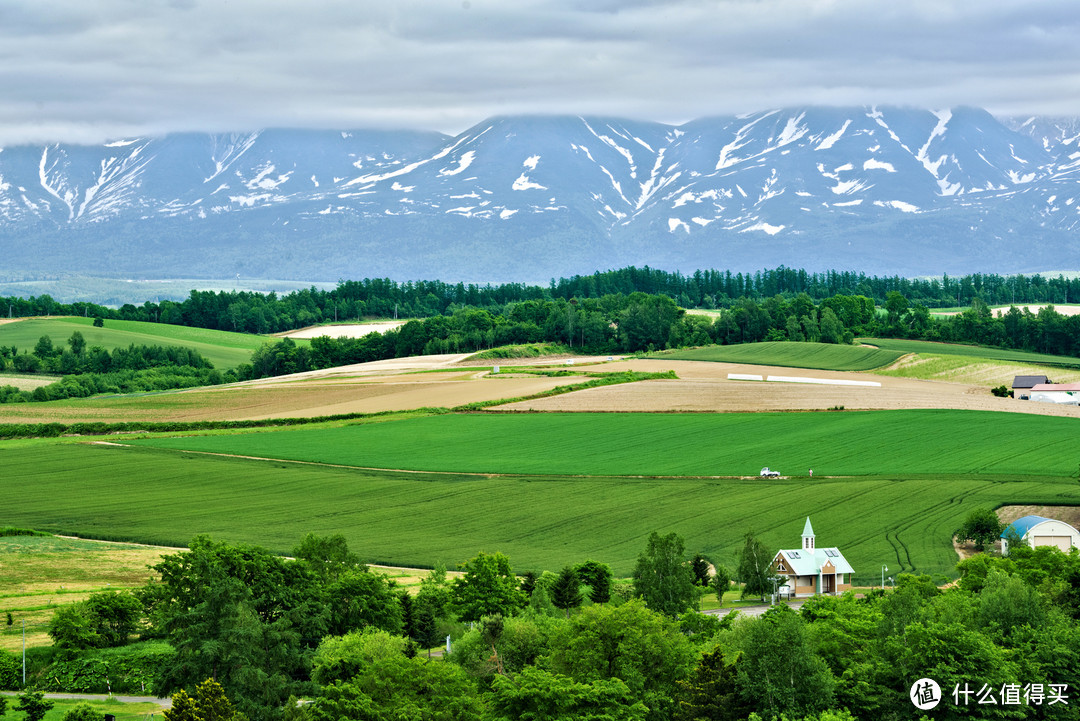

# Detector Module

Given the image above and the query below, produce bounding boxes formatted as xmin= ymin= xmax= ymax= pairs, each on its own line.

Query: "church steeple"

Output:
xmin=802 ymin=517 xmax=815 ymax=551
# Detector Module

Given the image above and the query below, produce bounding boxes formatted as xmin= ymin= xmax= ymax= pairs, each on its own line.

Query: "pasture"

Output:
xmin=0 ymin=534 xmax=169 ymax=652
xmin=657 ymin=342 xmax=904 ymax=371
xmin=860 ymin=337 xmax=1080 ymax=369
xmin=1 ymin=438 xmax=1077 ymax=584
xmin=129 ymin=409 xmax=1080 ymax=478
xmin=0 ymin=317 xmax=275 ymax=369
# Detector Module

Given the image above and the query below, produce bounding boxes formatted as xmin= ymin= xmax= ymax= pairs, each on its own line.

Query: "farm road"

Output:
xmin=0 ymin=692 xmax=172 ymax=709
xmin=704 ymin=600 xmax=805 ymax=618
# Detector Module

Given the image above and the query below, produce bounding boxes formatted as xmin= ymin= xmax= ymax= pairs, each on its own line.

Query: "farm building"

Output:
xmin=1012 ymin=375 xmax=1049 ymax=399
xmin=772 ymin=517 xmax=854 ymax=598
xmin=1001 ymin=515 xmax=1080 ymax=555
xmin=1029 ymin=382 xmax=1080 ymax=406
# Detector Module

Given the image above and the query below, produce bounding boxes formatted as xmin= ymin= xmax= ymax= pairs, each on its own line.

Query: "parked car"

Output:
xmin=760 ymin=466 xmax=780 ymax=477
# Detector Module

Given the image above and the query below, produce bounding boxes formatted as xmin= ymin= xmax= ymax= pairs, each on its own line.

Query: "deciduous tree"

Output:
xmin=631 ymin=532 xmax=697 ymax=617
xmin=955 ymin=507 xmax=1003 ymax=552
xmin=736 ymin=529 xmax=779 ymax=599
xmin=451 ymin=551 xmax=526 ymax=623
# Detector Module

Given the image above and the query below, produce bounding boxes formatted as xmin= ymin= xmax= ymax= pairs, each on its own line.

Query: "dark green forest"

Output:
xmin=4 ymin=266 xmax=1079 ymax=333
xmin=15 ymin=532 xmax=1080 ymax=721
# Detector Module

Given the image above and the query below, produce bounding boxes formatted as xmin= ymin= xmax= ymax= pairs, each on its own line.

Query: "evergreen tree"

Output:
xmin=675 ymin=648 xmax=747 ymax=721
xmin=551 ymin=565 xmax=583 ymax=616
xmin=16 ymin=691 xmax=54 ymax=721
xmin=162 ymin=690 xmax=200 ymax=721
xmin=575 ymin=560 xmax=613 ymax=604
xmin=691 ymin=554 xmax=711 ymax=586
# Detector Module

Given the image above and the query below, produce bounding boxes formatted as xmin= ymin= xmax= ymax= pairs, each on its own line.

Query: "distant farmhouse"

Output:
xmin=1011 ymin=375 xmax=1048 ymax=399
xmin=1001 ymin=515 xmax=1080 ymax=555
xmin=1029 ymin=382 xmax=1080 ymax=406
xmin=772 ymin=518 xmax=853 ymax=598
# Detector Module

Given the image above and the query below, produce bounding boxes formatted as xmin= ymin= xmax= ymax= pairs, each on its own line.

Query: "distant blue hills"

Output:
xmin=2 ymin=107 xmax=1078 ymax=282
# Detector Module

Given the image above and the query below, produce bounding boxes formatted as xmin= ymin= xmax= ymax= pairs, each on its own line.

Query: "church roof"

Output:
xmin=802 ymin=517 xmax=814 ymax=537
xmin=775 ymin=546 xmax=854 ymax=576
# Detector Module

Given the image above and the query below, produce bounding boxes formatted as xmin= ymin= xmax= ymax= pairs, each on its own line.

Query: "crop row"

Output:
xmin=132 ymin=409 xmax=1080 ymax=479
xmin=3 ymin=433 xmax=1074 ymax=582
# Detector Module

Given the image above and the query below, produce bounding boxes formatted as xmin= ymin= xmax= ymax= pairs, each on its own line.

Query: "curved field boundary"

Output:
xmin=129 ymin=409 xmax=1080 ymax=478
xmin=5 ymin=442 xmax=1078 ymax=582
xmin=659 ymin=342 xmax=904 ymax=371
xmin=859 ymin=337 xmax=1080 ymax=368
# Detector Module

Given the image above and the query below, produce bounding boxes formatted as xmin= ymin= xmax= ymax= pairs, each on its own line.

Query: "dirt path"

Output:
xmin=0 ymin=692 xmax=172 ymax=710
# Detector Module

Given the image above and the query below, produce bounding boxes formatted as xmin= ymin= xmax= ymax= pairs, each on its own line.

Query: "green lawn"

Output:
xmin=2 ymin=440 xmax=1077 ymax=583
xmin=858 ymin=337 xmax=1080 ymax=368
xmin=129 ymin=409 xmax=1080 ymax=478
xmin=0 ymin=317 xmax=280 ymax=369
xmin=656 ymin=342 xmax=904 ymax=371
xmin=27 ymin=698 xmax=162 ymax=721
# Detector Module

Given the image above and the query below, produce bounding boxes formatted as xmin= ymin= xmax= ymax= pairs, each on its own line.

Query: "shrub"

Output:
xmin=63 ymin=702 xmax=105 ymax=721
xmin=0 ymin=649 xmax=20 ymax=689
xmin=38 ymin=641 xmax=176 ymax=694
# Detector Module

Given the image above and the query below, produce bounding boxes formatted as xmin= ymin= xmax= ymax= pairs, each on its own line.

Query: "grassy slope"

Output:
xmin=2 ymin=441 xmax=1076 ymax=583
xmin=0 ymin=535 xmax=167 ymax=652
xmin=0 ymin=317 xmax=279 ymax=369
xmin=130 ymin=410 xmax=1080 ymax=478
xmin=658 ymin=342 xmax=904 ymax=371
xmin=859 ymin=337 xmax=1080 ymax=368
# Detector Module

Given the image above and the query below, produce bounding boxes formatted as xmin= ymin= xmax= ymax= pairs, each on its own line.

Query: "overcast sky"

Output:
xmin=1 ymin=0 xmax=1078 ymax=145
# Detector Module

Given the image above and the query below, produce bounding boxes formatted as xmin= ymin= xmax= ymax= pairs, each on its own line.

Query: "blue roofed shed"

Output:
xmin=1001 ymin=515 xmax=1080 ymax=556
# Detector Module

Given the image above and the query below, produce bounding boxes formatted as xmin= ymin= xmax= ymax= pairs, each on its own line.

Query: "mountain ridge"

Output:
xmin=2 ymin=106 xmax=1078 ymax=282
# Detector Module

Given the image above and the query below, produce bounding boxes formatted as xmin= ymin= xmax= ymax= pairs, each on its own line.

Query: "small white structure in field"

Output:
xmin=1029 ymin=383 xmax=1080 ymax=406
xmin=1001 ymin=515 xmax=1080 ymax=555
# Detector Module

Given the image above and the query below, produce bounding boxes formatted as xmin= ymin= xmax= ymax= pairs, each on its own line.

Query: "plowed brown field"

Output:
xmin=5 ymin=351 xmax=1078 ymax=425
xmin=0 ymin=352 xmax=590 ymax=423
xmin=492 ymin=358 xmax=1080 ymax=418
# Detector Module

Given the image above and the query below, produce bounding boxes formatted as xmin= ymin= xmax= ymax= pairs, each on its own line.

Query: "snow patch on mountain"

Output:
xmin=817 ymin=120 xmax=851 ymax=151
xmin=864 ymin=158 xmax=896 ymax=172
xmin=439 ymin=151 xmax=476 ymax=176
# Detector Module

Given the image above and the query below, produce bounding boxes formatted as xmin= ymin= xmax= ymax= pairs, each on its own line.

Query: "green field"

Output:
xmin=2 ymin=438 xmax=1077 ymax=584
xmin=858 ymin=337 xmax=1080 ymax=368
xmin=129 ymin=409 xmax=1080 ymax=478
xmin=657 ymin=342 xmax=904 ymax=371
xmin=0 ymin=317 xmax=279 ymax=369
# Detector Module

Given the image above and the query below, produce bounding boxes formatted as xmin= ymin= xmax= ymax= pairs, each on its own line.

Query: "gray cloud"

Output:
xmin=0 ymin=0 xmax=1078 ymax=145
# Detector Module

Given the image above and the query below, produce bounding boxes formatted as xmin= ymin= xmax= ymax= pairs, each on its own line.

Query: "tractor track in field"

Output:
xmin=91 ymin=442 xmax=841 ymax=482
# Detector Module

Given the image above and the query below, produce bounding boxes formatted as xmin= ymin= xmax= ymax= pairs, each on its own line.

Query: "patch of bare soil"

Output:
xmin=997 ymin=505 xmax=1080 ymax=528
xmin=274 ymin=321 xmax=408 ymax=339
xmin=0 ymin=373 xmax=591 ymax=424
xmin=492 ymin=358 xmax=1080 ymax=418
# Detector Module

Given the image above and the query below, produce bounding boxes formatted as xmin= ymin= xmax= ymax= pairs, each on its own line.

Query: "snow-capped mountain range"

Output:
xmin=2 ymin=106 xmax=1079 ymax=282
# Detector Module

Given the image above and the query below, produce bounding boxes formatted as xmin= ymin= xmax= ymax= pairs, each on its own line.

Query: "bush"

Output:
xmin=0 ymin=649 xmax=20 ymax=689
xmin=0 ymin=527 xmax=49 ymax=537
xmin=991 ymin=385 xmax=1012 ymax=397
xmin=63 ymin=702 xmax=105 ymax=721
xmin=37 ymin=641 xmax=175 ymax=694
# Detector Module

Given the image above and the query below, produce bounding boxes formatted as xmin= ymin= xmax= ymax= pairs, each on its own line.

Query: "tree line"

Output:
xmin=5 ymin=289 xmax=1078 ymax=398
xmin=15 ymin=529 xmax=1080 ymax=721
xmin=0 ymin=332 xmax=224 ymax=403
xmin=4 ymin=265 xmax=1079 ymax=335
